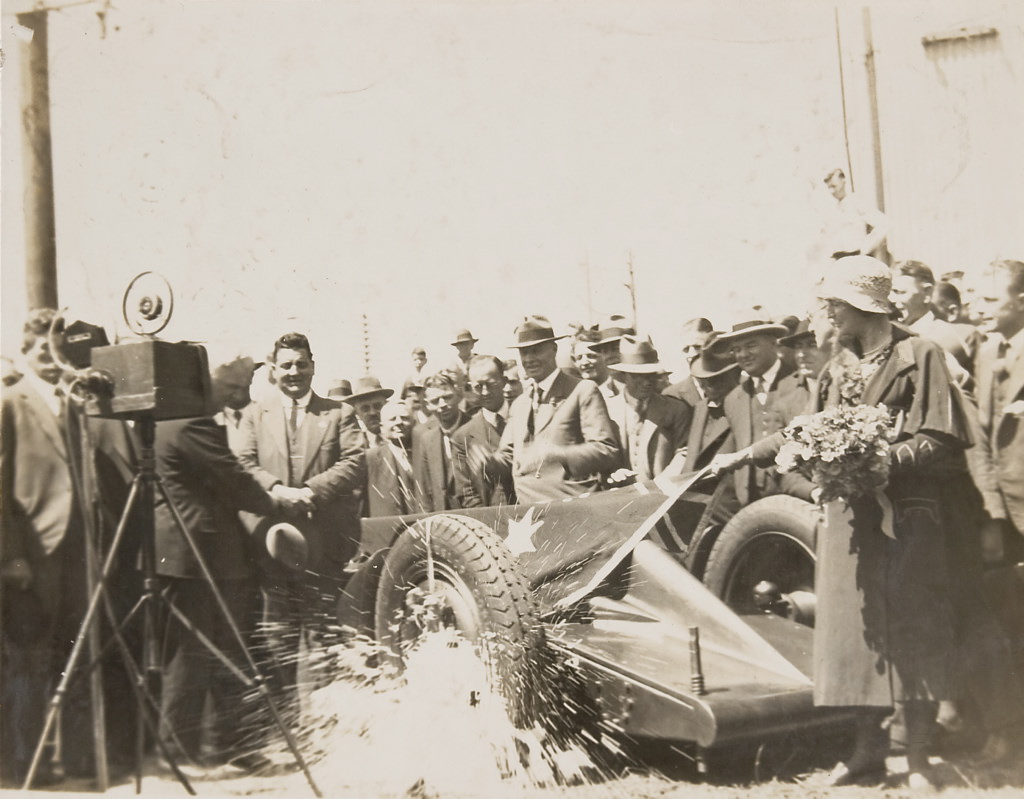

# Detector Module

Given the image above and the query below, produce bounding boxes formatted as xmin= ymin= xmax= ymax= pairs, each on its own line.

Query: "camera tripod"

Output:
xmin=22 ymin=410 xmax=322 ymax=796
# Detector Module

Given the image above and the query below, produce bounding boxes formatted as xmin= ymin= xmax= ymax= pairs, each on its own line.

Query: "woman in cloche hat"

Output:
xmin=712 ymin=255 xmax=982 ymax=789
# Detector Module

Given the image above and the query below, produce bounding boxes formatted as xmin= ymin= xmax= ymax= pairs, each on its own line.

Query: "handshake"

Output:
xmin=271 ymin=483 xmax=316 ymax=516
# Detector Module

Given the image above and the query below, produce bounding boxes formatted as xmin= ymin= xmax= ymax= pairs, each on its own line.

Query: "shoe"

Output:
xmin=907 ymin=768 xmax=937 ymax=791
xmin=824 ymin=759 xmax=887 ymax=787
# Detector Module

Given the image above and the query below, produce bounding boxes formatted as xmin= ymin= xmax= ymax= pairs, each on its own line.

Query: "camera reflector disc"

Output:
xmin=123 ymin=272 xmax=174 ymax=335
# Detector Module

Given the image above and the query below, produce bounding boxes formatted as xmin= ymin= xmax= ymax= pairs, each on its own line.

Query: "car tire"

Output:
xmin=702 ymin=494 xmax=818 ymax=622
xmin=374 ymin=513 xmax=541 ymax=724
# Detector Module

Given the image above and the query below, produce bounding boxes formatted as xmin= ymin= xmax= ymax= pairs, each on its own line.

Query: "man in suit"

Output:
xmin=342 ymin=376 xmax=394 ymax=449
xmin=680 ymin=335 xmax=740 ymax=475
xmin=211 ymin=355 xmax=260 ymax=454
xmin=452 ymin=356 xmax=516 ymax=508
xmin=663 ymin=316 xmax=714 ymax=409
xmin=718 ymin=320 xmax=813 ymax=506
xmin=604 ymin=336 xmax=691 ymax=483
xmin=153 ymin=359 xmax=288 ymax=769
xmin=237 ymin=332 xmax=365 ymax=712
xmin=490 ymin=316 xmax=620 ymax=504
xmin=412 ymin=371 xmax=470 ymax=512
xmin=1 ymin=310 xmax=135 ymax=784
xmin=974 ymin=258 xmax=1024 ymax=565
xmin=365 ymin=400 xmax=416 ymax=517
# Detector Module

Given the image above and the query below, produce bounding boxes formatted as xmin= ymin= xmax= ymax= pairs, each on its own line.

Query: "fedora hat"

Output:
xmin=779 ymin=318 xmax=816 ymax=348
xmin=608 ymin=335 xmax=667 ymax=374
xmin=590 ymin=314 xmax=635 ymax=349
xmin=689 ymin=334 xmax=739 ymax=379
xmin=509 ymin=315 xmax=567 ymax=349
xmin=327 ymin=378 xmax=353 ymax=399
xmin=716 ymin=319 xmax=789 ymax=344
xmin=451 ymin=329 xmax=478 ymax=346
xmin=342 ymin=376 xmax=394 ymax=404
xmin=819 ymin=255 xmax=894 ymax=315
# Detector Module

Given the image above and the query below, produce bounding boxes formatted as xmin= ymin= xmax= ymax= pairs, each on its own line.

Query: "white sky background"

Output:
xmin=3 ymin=0 xmax=1015 ymax=390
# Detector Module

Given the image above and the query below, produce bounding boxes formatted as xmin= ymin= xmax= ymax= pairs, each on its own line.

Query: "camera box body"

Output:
xmin=86 ymin=340 xmax=212 ymax=420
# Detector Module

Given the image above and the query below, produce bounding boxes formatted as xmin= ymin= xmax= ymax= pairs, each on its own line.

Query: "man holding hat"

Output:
xmin=490 ymin=316 xmax=619 ymax=504
xmin=342 ymin=376 xmax=394 ymax=449
xmin=679 ymin=334 xmax=741 ymax=476
xmin=718 ymin=319 xmax=813 ymax=506
xmin=604 ymin=336 xmax=692 ymax=483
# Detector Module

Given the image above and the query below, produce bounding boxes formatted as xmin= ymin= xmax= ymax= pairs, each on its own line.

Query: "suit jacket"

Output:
xmin=493 ymin=371 xmax=620 ymax=504
xmin=412 ymin=413 xmax=469 ymax=513
xmin=237 ymin=392 xmax=366 ymax=576
xmin=682 ymin=399 xmax=733 ymax=474
xmin=154 ymin=417 xmax=276 ymax=580
xmin=975 ymin=337 xmax=1024 ymax=532
xmin=662 ymin=376 xmax=703 ymax=410
xmin=366 ymin=442 xmax=416 ymax=517
xmin=605 ymin=392 xmax=691 ymax=480
xmin=722 ymin=363 xmax=811 ymax=506
xmin=2 ymin=380 xmax=135 ymax=616
xmin=451 ymin=412 xmax=515 ymax=508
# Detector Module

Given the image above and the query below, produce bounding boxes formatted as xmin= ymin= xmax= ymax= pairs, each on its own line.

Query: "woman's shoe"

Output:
xmin=825 ymin=759 xmax=887 ymax=787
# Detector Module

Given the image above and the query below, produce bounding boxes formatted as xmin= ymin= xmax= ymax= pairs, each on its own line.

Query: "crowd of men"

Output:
xmin=2 ymin=254 xmax=1023 ymax=786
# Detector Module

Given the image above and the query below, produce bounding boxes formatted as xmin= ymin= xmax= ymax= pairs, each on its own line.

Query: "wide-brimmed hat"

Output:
xmin=689 ymin=333 xmax=739 ymax=379
xmin=589 ymin=315 xmax=635 ymax=350
xmin=342 ymin=376 xmax=394 ymax=404
xmin=509 ymin=316 xmax=567 ymax=349
xmin=819 ymin=255 xmax=894 ymax=315
xmin=716 ymin=319 xmax=789 ymax=344
xmin=779 ymin=319 xmax=816 ymax=348
xmin=451 ymin=329 xmax=478 ymax=347
xmin=608 ymin=335 xmax=667 ymax=374
xmin=327 ymin=378 xmax=353 ymax=399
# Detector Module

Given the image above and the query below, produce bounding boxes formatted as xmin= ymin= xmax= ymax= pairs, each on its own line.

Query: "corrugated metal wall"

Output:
xmin=874 ymin=11 xmax=1024 ymax=274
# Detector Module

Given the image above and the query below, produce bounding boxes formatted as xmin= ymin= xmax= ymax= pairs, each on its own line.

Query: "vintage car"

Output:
xmin=337 ymin=469 xmax=849 ymax=775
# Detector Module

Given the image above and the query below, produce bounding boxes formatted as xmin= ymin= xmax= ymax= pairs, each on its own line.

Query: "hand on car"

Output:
xmin=709 ymin=449 xmax=750 ymax=477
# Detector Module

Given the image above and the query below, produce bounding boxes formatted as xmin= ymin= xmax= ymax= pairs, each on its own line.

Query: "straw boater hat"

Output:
xmin=509 ymin=316 xmax=567 ymax=349
xmin=451 ymin=329 xmax=478 ymax=347
xmin=819 ymin=255 xmax=894 ymax=315
xmin=608 ymin=335 xmax=668 ymax=374
xmin=342 ymin=376 xmax=394 ymax=404
xmin=716 ymin=319 xmax=789 ymax=344
xmin=688 ymin=333 xmax=739 ymax=379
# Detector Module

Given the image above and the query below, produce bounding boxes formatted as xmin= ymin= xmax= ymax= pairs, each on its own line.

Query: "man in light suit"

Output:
xmin=974 ymin=259 xmax=1024 ymax=565
xmin=604 ymin=336 xmax=691 ymax=483
xmin=452 ymin=356 xmax=516 ymax=508
xmin=1 ymin=310 xmax=135 ymax=784
xmin=490 ymin=316 xmax=620 ymax=504
xmin=718 ymin=320 xmax=813 ymax=506
xmin=412 ymin=371 xmax=470 ymax=512
xmin=237 ymin=332 xmax=365 ymax=712
xmin=365 ymin=400 xmax=416 ymax=517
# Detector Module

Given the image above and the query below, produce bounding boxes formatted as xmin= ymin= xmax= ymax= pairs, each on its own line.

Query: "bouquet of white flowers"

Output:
xmin=775 ymin=403 xmax=894 ymax=505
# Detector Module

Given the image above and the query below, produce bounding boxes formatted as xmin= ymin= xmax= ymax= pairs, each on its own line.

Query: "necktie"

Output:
xmin=232 ymin=408 xmax=242 ymax=425
xmin=494 ymin=414 xmax=506 ymax=437
xmin=288 ymin=400 xmax=299 ymax=439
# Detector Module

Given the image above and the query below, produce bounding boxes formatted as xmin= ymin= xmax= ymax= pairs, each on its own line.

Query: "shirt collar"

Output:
xmin=743 ymin=357 xmax=781 ymax=391
xmin=1005 ymin=327 xmax=1024 ymax=356
xmin=533 ymin=369 xmax=559 ymax=398
xmin=25 ymin=372 xmax=64 ymax=416
xmin=281 ymin=389 xmax=312 ymax=408
xmin=481 ymin=407 xmax=505 ymax=427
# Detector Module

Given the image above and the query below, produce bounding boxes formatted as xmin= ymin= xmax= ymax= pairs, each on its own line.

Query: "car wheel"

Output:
xmin=702 ymin=494 xmax=818 ymax=625
xmin=374 ymin=513 xmax=541 ymax=724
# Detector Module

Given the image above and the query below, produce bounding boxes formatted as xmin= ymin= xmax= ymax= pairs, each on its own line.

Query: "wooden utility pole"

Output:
xmin=17 ymin=11 xmax=59 ymax=309
xmin=625 ymin=251 xmax=638 ymax=331
xmin=863 ymin=7 xmax=886 ymax=213
xmin=361 ymin=313 xmax=371 ymax=373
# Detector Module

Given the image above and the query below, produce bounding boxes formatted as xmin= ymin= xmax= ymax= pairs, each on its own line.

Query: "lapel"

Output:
xmin=20 ymin=382 xmax=66 ymax=459
xmin=976 ymin=340 xmax=998 ymax=431
xmin=727 ymin=380 xmax=755 ymax=449
xmin=262 ymin=396 xmax=290 ymax=463
xmin=861 ymin=337 xmax=916 ymax=407
xmin=1001 ymin=345 xmax=1024 ymax=410
xmin=535 ymin=372 xmax=574 ymax=435
xmin=296 ymin=394 xmax=333 ymax=481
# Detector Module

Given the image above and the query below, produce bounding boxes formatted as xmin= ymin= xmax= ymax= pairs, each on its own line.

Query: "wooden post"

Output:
xmin=862 ymin=7 xmax=886 ymax=213
xmin=16 ymin=11 xmax=59 ymax=310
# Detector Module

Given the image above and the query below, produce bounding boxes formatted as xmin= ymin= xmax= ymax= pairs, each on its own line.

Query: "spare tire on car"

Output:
xmin=702 ymin=494 xmax=818 ymax=625
xmin=374 ymin=514 xmax=542 ymax=725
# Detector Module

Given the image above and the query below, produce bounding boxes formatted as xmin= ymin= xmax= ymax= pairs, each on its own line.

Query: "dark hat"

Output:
xmin=608 ymin=335 xmax=667 ymax=374
xmin=689 ymin=334 xmax=739 ymax=379
xmin=509 ymin=316 xmax=567 ymax=349
xmin=411 ymin=346 xmax=426 ymax=356
xmin=342 ymin=376 xmax=394 ymax=404
xmin=779 ymin=319 xmax=816 ymax=348
xmin=327 ymin=379 xmax=353 ymax=399
xmin=451 ymin=329 xmax=478 ymax=346
xmin=716 ymin=319 xmax=789 ymax=344
xmin=590 ymin=314 xmax=635 ymax=349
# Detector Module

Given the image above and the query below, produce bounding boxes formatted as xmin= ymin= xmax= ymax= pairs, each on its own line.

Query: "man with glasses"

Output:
xmin=452 ymin=356 xmax=516 ymax=507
